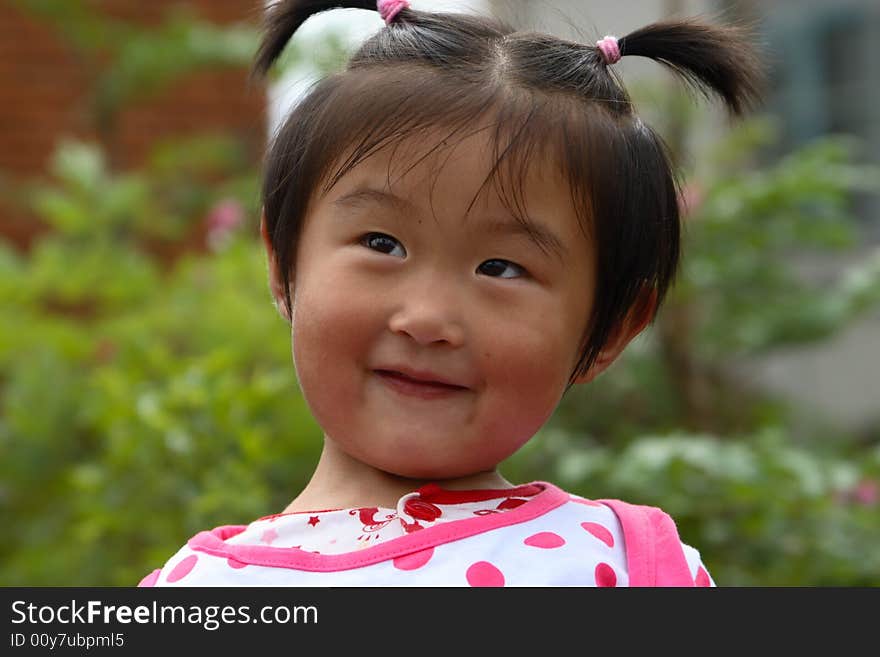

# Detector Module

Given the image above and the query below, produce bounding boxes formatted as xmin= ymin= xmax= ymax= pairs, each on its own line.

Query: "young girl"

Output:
xmin=140 ymin=0 xmax=762 ymax=587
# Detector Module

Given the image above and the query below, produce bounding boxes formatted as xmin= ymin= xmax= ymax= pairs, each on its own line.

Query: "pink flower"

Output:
xmin=204 ymin=198 xmax=245 ymax=251
xmin=853 ymin=479 xmax=878 ymax=507
xmin=833 ymin=478 xmax=879 ymax=507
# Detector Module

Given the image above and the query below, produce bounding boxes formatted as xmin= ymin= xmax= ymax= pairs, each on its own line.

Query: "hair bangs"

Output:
xmin=305 ymin=69 xmax=601 ymax=252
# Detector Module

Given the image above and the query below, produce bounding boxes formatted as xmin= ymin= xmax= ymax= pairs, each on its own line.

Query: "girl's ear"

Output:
xmin=260 ymin=211 xmax=292 ymax=323
xmin=571 ymin=287 xmax=658 ymax=386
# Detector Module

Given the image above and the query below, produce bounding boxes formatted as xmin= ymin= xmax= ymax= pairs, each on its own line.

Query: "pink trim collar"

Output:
xmin=188 ymin=481 xmax=568 ymax=572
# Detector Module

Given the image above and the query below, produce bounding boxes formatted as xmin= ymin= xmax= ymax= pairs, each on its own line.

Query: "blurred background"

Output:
xmin=1 ymin=0 xmax=878 ymax=586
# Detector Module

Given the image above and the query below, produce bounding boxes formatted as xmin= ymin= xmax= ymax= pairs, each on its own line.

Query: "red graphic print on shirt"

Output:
xmin=350 ymin=507 xmax=397 ymax=542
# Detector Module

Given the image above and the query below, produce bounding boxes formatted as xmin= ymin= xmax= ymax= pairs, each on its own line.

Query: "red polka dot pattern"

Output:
xmin=167 ymin=555 xmax=198 ymax=583
xmin=581 ymin=522 xmax=614 ymax=548
xmin=393 ymin=547 xmax=434 ymax=571
xmin=466 ymin=561 xmax=505 ymax=587
xmin=595 ymin=562 xmax=617 ymax=587
xmin=523 ymin=531 xmax=566 ymax=549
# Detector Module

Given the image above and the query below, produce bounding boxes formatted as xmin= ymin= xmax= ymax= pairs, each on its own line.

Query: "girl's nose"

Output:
xmin=387 ymin=293 xmax=466 ymax=348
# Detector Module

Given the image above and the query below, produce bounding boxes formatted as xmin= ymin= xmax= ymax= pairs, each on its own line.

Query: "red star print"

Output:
xmin=308 ymin=515 xmax=320 ymax=527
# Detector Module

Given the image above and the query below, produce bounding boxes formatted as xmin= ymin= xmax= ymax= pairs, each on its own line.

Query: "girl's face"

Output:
xmin=269 ymin=128 xmax=602 ymax=479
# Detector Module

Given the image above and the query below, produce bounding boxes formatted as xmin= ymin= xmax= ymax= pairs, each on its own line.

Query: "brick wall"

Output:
xmin=0 ymin=0 xmax=267 ymax=250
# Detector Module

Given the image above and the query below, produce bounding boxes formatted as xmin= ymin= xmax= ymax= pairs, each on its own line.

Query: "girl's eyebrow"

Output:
xmin=333 ymin=187 xmax=414 ymax=214
xmin=332 ymin=187 xmax=568 ymax=261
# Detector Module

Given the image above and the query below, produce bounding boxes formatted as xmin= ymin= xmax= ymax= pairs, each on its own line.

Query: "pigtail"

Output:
xmin=249 ymin=0 xmax=378 ymax=82
xmin=617 ymin=17 xmax=765 ymax=115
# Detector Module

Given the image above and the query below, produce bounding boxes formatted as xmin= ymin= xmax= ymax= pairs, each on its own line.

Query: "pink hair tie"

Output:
xmin=378 ymin=0 xmax=409 ymax=25
xmin=596 ymin=35 xmax=621 ymax=65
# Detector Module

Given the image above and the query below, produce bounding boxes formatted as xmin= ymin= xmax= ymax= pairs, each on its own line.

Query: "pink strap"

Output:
xmin=600 ymin=499 xmax=695 ymax=586
xmin=596 ymin=35 xmax=621 ymax=65
xmin=378 ymin=0 xmax=409 ymax=25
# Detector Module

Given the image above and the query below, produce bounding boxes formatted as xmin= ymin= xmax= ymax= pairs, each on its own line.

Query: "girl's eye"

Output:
xmin=360 ymin=232 xmax=406 ymax=258
xmin=478 ymin=259 xmax=527 ymax=279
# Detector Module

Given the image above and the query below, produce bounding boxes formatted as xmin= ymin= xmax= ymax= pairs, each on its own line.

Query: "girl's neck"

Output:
xmin=282 ymin=438 xmax=514 ymax=514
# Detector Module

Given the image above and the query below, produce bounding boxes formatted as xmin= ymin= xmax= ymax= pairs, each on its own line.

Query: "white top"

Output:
xmin=140 ymin=482 xmax=714 ymax=587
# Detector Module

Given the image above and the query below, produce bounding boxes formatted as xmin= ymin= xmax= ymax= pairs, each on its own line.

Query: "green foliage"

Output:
xmin=685 ymin=122 xmax=880 ymax=354
xmin=0 ymin=230 xmax=324 ymax=586
xmin=23 ymin=135 xmax=259 ymax=243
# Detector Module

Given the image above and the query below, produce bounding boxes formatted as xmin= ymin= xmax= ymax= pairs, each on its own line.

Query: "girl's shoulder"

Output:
xmin=586 ymin=496 xmax=714 ymax=586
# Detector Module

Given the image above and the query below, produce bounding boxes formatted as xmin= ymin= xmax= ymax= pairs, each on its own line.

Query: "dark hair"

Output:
xmin=251 ymin=1 xmax=764 ymax=387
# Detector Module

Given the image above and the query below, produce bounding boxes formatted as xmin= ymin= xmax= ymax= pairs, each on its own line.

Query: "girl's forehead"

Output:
xmin=327 ymin=126 xmax=573 ymax=215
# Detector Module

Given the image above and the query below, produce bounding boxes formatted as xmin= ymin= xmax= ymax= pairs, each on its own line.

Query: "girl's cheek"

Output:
xmin=299 ymin=286 xmax=382 ymax=371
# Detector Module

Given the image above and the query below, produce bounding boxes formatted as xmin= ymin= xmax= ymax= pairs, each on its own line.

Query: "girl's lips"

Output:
xmin=374 ymin=370 xmax=468 ymax=400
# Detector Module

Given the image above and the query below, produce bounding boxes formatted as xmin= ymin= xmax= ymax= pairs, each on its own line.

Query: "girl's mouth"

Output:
xmin=374 ymin=370 xmax=468 ymax=400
